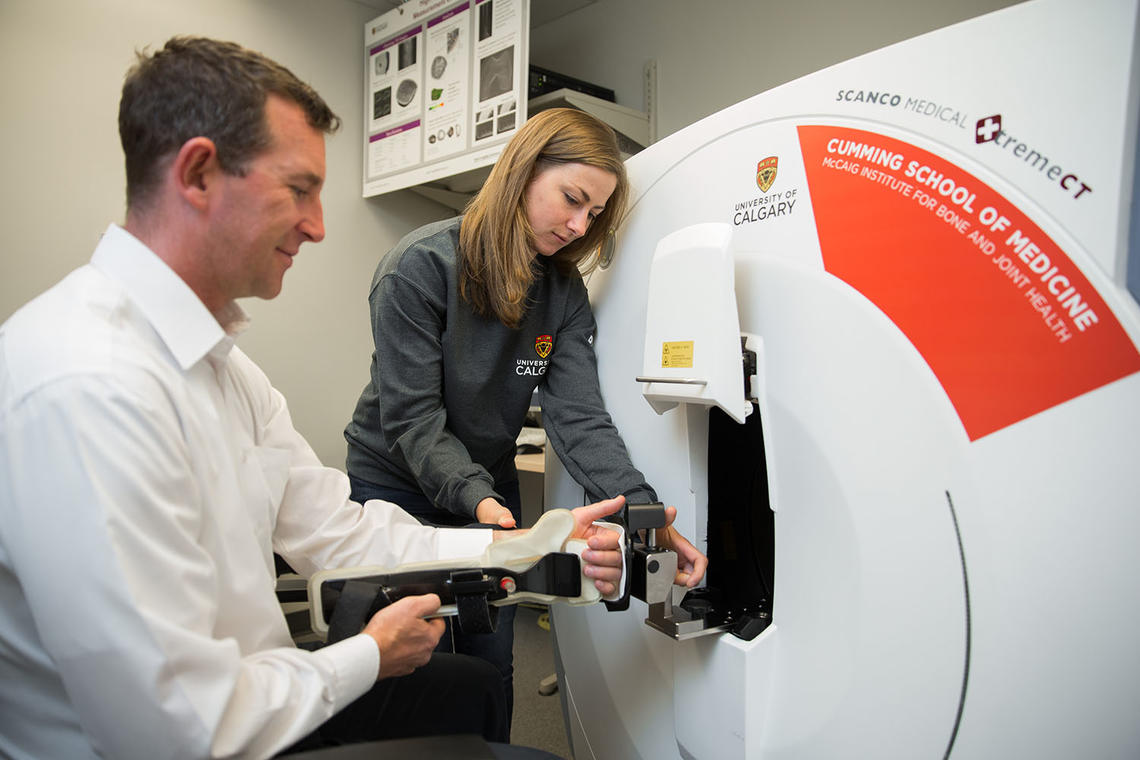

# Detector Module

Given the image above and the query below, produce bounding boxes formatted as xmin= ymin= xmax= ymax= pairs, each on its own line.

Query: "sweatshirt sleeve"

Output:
xmin=369 ymin=266 xmax=501 ymax=519
xmin=540 ymin=278 xmax=657 ymax=505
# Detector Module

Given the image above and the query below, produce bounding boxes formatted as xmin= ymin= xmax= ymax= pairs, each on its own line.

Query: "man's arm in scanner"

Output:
xmin=310 ymin=497 xmax=628 ymax=637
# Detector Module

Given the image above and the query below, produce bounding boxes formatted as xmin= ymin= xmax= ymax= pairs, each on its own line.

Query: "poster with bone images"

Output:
xmin=364 ymin=0 xmax=528 ymax=196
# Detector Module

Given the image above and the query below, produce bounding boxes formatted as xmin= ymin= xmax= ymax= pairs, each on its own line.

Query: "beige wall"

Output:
xmin=531 ymin=0 xmax=1023 ymax=140
xmin=1 ymin=0 xmax=1024 ymax=468
xmin=0 ymin=0 xmax=452 ymax=468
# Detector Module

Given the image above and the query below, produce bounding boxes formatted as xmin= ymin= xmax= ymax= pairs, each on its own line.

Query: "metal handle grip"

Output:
xmin=635 ymin=376 xmax=708 ymax=385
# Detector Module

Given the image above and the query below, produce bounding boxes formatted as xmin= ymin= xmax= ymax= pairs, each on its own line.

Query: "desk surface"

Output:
xmin=515 ymin=451 xmax=545 ymax=474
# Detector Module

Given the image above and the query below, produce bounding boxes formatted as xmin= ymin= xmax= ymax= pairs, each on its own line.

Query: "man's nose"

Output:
xmin=299 ymin=199 xmax=325 ymax=243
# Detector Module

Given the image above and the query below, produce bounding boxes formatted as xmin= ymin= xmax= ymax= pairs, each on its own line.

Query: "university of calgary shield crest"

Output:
xmin=535 ymin=334 xmax=553 ymax=358
xmin=756 ymin=156 xmax=778 ymax=192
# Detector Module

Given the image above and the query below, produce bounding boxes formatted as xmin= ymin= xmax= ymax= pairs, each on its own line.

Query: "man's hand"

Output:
xmin=362 ymin=593 xmax=445 ymax=680
xmin=568 ymin=496 xmax=626 ymax=597
xmin=476 ymin=497 xmax=516 ymax=528
xmin=658 ymin=506 xmax=708 ymax=588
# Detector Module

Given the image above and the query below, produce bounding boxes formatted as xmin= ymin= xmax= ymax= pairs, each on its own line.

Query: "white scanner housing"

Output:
xmin=545 ymin=0 xmax=1140 ymax=757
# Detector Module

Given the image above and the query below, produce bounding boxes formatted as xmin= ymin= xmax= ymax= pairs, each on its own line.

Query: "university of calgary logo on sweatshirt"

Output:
xmin=516 ymin=335 xmax=551 ymax=377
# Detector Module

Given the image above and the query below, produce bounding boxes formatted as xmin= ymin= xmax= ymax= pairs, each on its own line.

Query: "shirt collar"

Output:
xmin=90 ymin=223 xmax=251 ymax=370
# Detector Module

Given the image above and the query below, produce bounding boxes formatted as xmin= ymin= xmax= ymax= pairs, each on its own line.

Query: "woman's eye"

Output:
xmin=564 ymin=193 xmax=579 ymax=206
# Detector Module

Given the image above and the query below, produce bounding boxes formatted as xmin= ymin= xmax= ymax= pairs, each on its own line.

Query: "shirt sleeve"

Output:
xmin=225 ymin=346 xmax=494 ymax=576
xmin=0 ymin=371 xmax=453 ymax=760
xmin=0 ymin=376 xmax=332 ymax=760
xmin=368 ymin=267 xmax=501 ymax=519
xmin=540 ymin=279 xmax=658 ymax=506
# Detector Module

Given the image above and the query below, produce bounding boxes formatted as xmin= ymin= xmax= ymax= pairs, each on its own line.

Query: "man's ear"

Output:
xmin=171 ymin=137 xmax=221 ymax=211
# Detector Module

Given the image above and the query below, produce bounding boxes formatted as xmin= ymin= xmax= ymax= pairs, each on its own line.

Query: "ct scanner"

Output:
xmin=543 ymin=0 xmax=1140 ymax=757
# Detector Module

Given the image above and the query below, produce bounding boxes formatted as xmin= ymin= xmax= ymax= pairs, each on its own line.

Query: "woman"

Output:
xmin=344 ymin=108 xmax=707 ymax=720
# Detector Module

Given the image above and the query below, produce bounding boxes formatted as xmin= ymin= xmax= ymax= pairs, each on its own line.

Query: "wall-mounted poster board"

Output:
xmin=363 ymin=0 xmax=529 ymax=197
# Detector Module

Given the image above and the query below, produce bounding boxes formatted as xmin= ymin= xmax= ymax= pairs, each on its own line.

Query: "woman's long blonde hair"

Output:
xmin=459 ymin=108 xmax=628 ymax=328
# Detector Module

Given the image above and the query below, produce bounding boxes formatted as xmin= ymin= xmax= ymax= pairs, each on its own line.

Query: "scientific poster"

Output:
xmin=364 ymin=0 xmax=529 ymax=196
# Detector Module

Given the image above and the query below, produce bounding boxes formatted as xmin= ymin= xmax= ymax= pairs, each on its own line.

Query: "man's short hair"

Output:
xmin=118 ymin=36 xmax=341 ymax=210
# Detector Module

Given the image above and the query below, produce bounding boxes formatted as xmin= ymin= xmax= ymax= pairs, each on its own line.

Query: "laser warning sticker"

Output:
xmin=798 ymin=124 xmax=1140 ymax=440
xmin=661 ymin=341 xmax=694 ymax=368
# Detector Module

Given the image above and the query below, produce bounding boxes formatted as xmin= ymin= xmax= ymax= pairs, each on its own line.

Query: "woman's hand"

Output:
xmin=486 ymin=495 xmax=706 ymax=595
xmin=657 ymin=506 xmax=708 ymax=587
xmin=476 ymin=497 xmax=516 ymax=528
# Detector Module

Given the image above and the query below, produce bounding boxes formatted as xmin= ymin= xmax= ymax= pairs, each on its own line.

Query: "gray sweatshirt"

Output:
xmin=344 ymin=217 xmax=656 ymax=520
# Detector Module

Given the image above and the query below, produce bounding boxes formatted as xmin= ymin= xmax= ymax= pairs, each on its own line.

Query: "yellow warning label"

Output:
xmin=661 ymin=341 xmax=694 ymax=368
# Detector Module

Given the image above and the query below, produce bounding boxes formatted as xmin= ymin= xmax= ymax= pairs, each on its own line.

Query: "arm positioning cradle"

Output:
xmin=308 ymin=509 xmax=618 ymax=641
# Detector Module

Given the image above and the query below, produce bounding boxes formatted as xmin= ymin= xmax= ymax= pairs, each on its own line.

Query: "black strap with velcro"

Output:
xmin=317 ymin=553 xmax=582 ymax=641
xmin=326 ymin=579 xmax=390 ymax=644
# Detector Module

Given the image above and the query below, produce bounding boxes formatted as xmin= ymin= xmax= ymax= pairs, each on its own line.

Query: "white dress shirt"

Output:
xmin=0 ymin=224 xmax=492 ymax=760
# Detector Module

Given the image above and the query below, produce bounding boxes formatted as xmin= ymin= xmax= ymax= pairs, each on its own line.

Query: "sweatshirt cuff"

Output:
xmin=622 ymin=488 xmax=657 ymax=506
xmin=456 ymin=478 xmax=497 ymax=519
xmin=457 ymin=479 xmax=501 ymax=520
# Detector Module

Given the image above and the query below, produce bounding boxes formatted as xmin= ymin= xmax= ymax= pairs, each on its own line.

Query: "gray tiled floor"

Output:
xmin=511 ymin=605 xmax=571 ymax=759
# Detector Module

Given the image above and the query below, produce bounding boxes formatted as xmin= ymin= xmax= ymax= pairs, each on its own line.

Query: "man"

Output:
xmin=0 ymin=36 xmax=624 ymax=759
